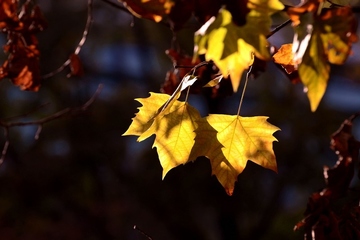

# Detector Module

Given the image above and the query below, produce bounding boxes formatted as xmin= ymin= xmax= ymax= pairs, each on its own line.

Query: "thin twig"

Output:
xmin=2 ymin=102 xmax=50 ymax=121
xmin=1 ymin=84 xmax=103 ymax=128
xmin=0 ymin=84 xmax=103 ymax=163
xmin=175 ymin=61 xmax=212 ymax=70
xmin=101 ymin=0 xmax=172 ymax=28
xmin=41 ymin=0 xmax=94 ymax=79
xmin=267 ymin=19 xmax=291 ymax=39
xmin=101 ymin=0 xmax=128 ymax=11
xmin=133 ymin=225 xmax=153 ymax=240
xmin=0 ymin=128 xmax=9 ymax=164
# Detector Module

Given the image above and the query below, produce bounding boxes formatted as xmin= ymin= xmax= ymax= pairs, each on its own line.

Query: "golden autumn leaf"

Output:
xmin=194 ymin=1 xmax=284 ymax=92
xmin=299 ymin=34 xmax=330 ymax=112
xmin=288 ymin=4 xmax=357 ymax=111
xmin=123 ymin=73 xmax=199 ymax=139
xmin=123 ymin=92 xmax=202 ymax=177
xmin=123 ymin=92 xmax=178 ymax=138
xmin=191 ymin=115 xmax=280 ymax=195
xmin=152 ymin=102 xmax=201 ymax=178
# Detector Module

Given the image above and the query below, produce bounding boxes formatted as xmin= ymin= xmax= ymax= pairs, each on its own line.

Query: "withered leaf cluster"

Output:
xmin=120 ymin=0 xmax=249 ymax=30
xmin=0 ymin=0 xmax=46 ymax=91
xmin=295 ymin=115 xmax=360 ymax=240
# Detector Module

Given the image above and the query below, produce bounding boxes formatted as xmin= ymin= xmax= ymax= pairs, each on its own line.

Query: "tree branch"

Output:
xmin=133 ymin=225 xmax=153 ymax=240
xmin=0 ymin=84 xmax=103 ymax=164
xmin=101 ymin=0 xmax=128 ymax=11
xmin=267 ymin=19 xmax=291 ymax=39
xmin=41 ymin=0 xmax=94 ymax=79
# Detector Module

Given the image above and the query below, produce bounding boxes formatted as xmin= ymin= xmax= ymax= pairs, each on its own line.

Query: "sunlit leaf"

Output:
xmin=123 ymin=93 xmax=202 ymax=177
xmin=288 ymin=3 xmax=357 ymax=111
xmin=192 ymin=114 xmax=280 ymax=195
xmin=122 ymin=92 xmax=175 ymax=137
xmin=272 ymin=43 xmax=296 ymax=74
xmin=152 ymin=103 xmax=201 ymax=177
xmin=204 ymin=75 xmax=223 ymax=87
xmin=194 ymin=1 xmax=284 ymax=92
xmin=299 ymin=34 xmax=330 ymax=112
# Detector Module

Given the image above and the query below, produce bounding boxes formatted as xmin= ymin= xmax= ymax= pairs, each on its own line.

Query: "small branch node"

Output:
xmin=35 ymin=125 xmax=43 ymax=140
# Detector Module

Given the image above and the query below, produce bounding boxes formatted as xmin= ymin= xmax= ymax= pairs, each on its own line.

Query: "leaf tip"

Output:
xmin=310 ymin=102 xmax=319 ymax=112
xmin=226 ymin=188 xmax=234 ymax=196
xmin=270 ymin=165 xmax=278 ymax=174
xmin=162 ymin=168 xmax=170 ymax=180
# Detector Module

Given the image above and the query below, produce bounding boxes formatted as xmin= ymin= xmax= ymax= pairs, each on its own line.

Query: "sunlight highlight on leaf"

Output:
xmin=194 ymin=1 xmax=284 ymax=92
xmin=299 ymin=34 xmax=330 ymax=112
xmin=288 ymin=4 xmax=357 ymax=111
xmin=123 ymin=93 xmax=202 ymax=177
xmin=122 ymin=92 xmax=174 ymax=138
xmin=273 ymin=43 xmax=296 ymax=74
xmin=153 ymin=103 xmax=201 ymax=178
xmin=192 ymin=114 xmax=280 ymax=195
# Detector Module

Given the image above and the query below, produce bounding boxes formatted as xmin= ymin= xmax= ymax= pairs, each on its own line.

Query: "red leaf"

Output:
xmin=0 ymin=0 xmax=20 ymax=29
xmin=68 ymin=54 xmax=84 ymax=77
xmin=0 ymin=2 xmax=46 ymax=91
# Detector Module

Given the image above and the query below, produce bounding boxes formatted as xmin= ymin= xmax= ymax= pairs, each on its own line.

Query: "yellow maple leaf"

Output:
xmin=194 ymin=1 xmax=284 ymax=92
xmin=123 ymin=73 xmax=199 ymax=140
xmin=122 ymin=92 xmax=173 ymax=138
xmin=192 ymin=114 xmax=280 ymax=195
xmin=152 ymin=102 xmax=201 ymax=178
xmin=299 ymin=34 xmax=330 ymax=112
xmin=123 ymin=92 xmax=202 ymax=177
xmin=288 ymin=5 xmax=357 ymax=111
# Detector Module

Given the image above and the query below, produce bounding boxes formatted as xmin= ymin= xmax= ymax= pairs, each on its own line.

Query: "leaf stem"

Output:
xmin=184 ymin=85 xmax=191 ymax=103
xmin=267 ymin=19 xmax=291 ymax=39
xmin=237 ymin=65 xmax=252 ymax=116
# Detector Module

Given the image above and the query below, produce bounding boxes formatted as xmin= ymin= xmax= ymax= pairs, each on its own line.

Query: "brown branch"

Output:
xmin=101 ymin=0 xmax=128 ymax=11
xmin=267 ymin=19 xmax=291 ymax=39
xmin=0 ymin=83 xmax=103 ymax=163
xmin=0 ymin=128 xmax=9 ymax=165
xmin=133 ymin=225 xmax=153 ymax=240
xmin=41 ymin=0 xmax=94 ymax=79
xmin=1 ymin=102 xmax=50 ymax=122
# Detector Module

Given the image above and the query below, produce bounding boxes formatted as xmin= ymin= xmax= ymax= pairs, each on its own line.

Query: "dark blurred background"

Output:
xmin=0 ymin=0 xmax=359 ymax=239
